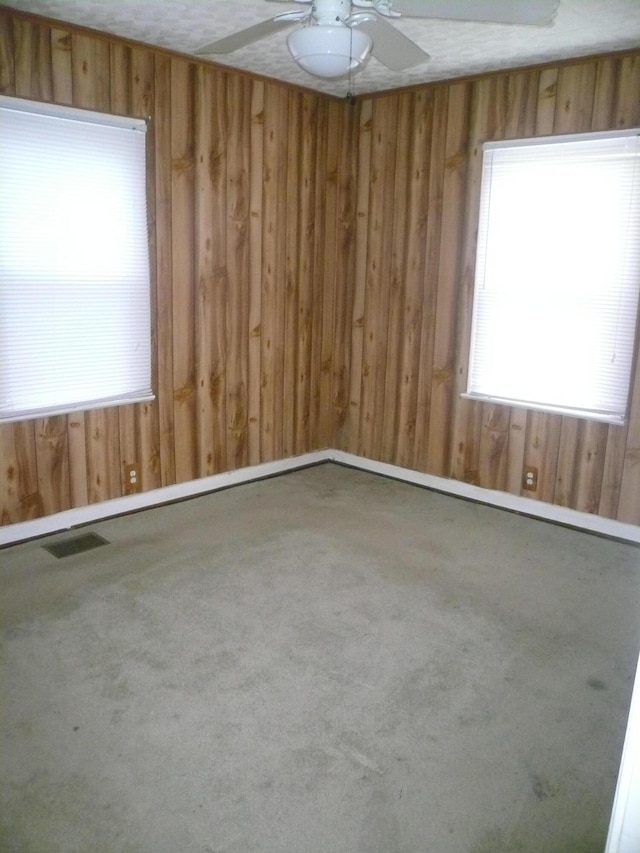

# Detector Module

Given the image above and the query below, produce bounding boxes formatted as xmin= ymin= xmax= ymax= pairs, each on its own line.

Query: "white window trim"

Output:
xmin=464 ymin=128 xmax=640 ymax=426
xmin=0 ymin=95 xmax=154 ymax=423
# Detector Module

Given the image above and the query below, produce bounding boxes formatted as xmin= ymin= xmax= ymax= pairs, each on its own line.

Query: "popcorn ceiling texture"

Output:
xmin=1 ymin=0 xmax=639 ymax=96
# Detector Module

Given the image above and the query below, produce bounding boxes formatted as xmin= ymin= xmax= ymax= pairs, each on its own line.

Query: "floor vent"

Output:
xmin=43 ymin=532 xmax=109 ymax=559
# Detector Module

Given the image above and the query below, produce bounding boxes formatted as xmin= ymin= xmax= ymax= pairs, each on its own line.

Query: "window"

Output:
xmin=0 ymin=96 xmax=153 ymax=423
xmin=465 ymin=129 xmax=640 ymax=425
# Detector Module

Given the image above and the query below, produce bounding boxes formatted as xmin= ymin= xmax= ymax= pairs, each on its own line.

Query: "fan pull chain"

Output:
xmin=346 ymin=21 xmax=354 ymax=100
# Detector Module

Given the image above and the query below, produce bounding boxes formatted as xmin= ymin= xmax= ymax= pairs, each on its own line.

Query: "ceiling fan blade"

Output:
xmin=390 ymin=0 xmax=559 ymax=26
xmin=357 ymin=16 xmax=429 ymax=71
xmin=196 ymin=17 xmax=297 ymax=54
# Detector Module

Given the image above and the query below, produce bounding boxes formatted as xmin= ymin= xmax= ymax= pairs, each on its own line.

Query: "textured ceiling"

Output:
xmin=2 ymin=0 xmax=640 ymax=97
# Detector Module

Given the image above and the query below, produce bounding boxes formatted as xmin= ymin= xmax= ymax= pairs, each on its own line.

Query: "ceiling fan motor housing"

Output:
xmin=311 ymin=0 xmax=352 ymax=26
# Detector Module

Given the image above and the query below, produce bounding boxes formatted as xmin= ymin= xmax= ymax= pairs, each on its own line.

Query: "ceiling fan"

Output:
xmin=195 ymin=0 xmax=560 ymax=79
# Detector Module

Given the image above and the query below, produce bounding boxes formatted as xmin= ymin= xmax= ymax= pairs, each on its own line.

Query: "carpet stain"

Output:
xmin=531 ymin=774 xmax=557 ymax=801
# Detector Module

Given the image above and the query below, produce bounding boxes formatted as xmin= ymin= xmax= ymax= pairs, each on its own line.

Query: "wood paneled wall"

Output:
xmin=0 ymin=10 xmax=352 ymax=525
xmin=335 ymin=53 xmax=640 ymax=524
xmin=1 ymin=8 xmax=639 ymax=528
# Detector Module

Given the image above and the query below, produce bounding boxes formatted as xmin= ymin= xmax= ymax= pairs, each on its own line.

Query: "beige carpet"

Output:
xmin=1 ymin=463 xmax=639 ymax=852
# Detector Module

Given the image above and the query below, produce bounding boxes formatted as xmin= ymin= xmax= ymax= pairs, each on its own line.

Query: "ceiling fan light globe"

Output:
xmin=287 ymin=26 xmax=372 ymax=78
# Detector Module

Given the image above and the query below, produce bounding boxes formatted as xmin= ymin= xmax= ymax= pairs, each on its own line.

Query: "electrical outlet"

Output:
xmin=523 ymin=465 xmax=538 ymax=492
xmin=123 ymin=462 xmax=141 ymax=495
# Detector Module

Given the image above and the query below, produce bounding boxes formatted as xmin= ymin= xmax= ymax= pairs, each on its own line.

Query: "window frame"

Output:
xmin=0 ymin=95 xmax=154 ymax=424
xmin=463 ymin=127 xmax=640 ymax=426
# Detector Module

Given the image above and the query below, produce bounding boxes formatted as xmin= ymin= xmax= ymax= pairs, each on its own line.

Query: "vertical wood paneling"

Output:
xmin=318 ymin=99 xmax=341 ymax=449
xmin=427 ymin=81 xmax=470 ymax=476
xmin=394 ymin=91 xmax=433 ymax=469
xmin=371 ymin=97 xmax=401 ymax=459
xmin=306 ymin=99 xmax=326 ymax=448
xmin=345 ymin=97 xmax=372 ymax=453
xmin=379 ymin=95 xmax=412 ymax=461
xmin=194 ymin=63 xmax=219 ymax=478
xmin=412 ymin=85 xmax=448 ymax=473
xmin=330 ymin=100 xmax=359 ymax=445
xmin=7 ymin=424 xmax=41 ymax=521
xmin=283 ymin=89 xmax=301 ymax=458
xmin=170 ymin=58 xmax=197 ymax=483
xmin=247 ymin=81 xmax=265 ymax=467
xmin=226 ymin=75 xmax=251 ymax=472
xmin=12 ymin=18 xmax=34 ymax=99
xmin=35 ymin=418 xmax=70 ymax=516
xmin=154 ymin=53 xmax=176 ymax=487
xmin=271 ymin=87 xmax=289 ymax=461
xmin=309 ymin=100 xmax=329 ymax=449
xmin=50 ymin=29 xmax=72 ymax=103
xmin=1 ymin=428 xmax=20 ymax=524
xmin=260 ymin=85 xmax=287 ymax=462
xmin=358 ymin=97 xmax=401 ymax=459
xmin=0 ymin=13 xmax=14 ymax=93
xmin=294 ymin=94 xmax=319 ymax=454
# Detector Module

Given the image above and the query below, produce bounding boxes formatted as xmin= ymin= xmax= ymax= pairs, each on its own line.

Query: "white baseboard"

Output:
xmin=2 ymin=448 xmax=639 ymax=547
xmin=327 ymin=450 xmax=640 ymax=545
xmin=0 ymin=450 xmax=328 ymax=546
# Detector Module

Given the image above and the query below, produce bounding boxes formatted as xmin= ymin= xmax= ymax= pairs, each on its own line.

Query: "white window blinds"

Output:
xmin=465 ymin=129 xmax=640 ymax=425
xmin=0 ymin=96 xmax=153 ymax=423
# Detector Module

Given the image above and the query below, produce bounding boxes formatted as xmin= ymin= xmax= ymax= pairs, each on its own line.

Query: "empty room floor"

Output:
xmin=1 ymin=462 xmax=639 ymax=853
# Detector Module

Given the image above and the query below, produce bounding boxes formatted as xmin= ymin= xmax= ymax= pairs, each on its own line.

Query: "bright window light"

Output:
xmin=0 ymin=96 xmax=153 ymax=423
xmin=465 ymin=129 xmax=640 ymax=424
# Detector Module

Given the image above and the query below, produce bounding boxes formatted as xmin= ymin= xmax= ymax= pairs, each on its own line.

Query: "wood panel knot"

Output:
xmin=55 ymin=33 xmax=71 ymax=52
xmin=209 ymin=373 xmax=223 ymax=405
xmin=445 ymin=149 xmax=467 ymax=171
xmin=174 ymin=382 xmax=195 ymax=404
xmin=20 ymin=492 xmax=44 ymax=517
xmin=432 ymin=367 xmax=451 ymax=386
xmin=172 ymin=157 xmax=194 ymax=176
